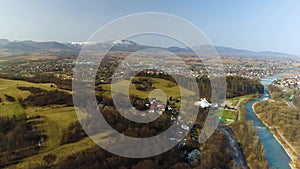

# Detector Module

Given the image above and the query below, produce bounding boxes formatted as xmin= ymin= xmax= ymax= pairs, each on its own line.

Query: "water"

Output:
xmin=245 ymin=74 xmax=291 ymax=169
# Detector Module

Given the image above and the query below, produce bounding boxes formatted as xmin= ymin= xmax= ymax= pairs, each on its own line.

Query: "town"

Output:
xmin=0 ymin=53 xmax=296 ymax=83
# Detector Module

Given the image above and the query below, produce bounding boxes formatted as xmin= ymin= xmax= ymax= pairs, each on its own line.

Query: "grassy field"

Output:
xmin=25 ymin=106 xmax=79 ymax=152
xmin=101 ymin=77 xmax=196 ymax=109
xmin=10 ymin=104 xmax=94 ymax=168
xmin=101 ymin=77 xmax=195 ymax=99
xmin=101 ymin=78 xmax=194 ymax=106
xmin=12 ymin=137 xmax=96 ymax=169
xmin=0 ymin=78 xmax=97 ymax=168
xmin=0 ymin=78 xmax=56 ymax=118
xmin=216 ymin=109 xmax=237 ymax=120
xmin=226 ymin=94 xmax=257 ymax=106
xmin=0 ymin=102 xmax=24 ymax=118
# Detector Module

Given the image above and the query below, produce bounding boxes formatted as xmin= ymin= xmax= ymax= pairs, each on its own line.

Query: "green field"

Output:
xmin=0 ymin=78 xmax=56 ymax=118
xmin=101 ymin=77 xmax=195 ymax=99
xmin=101 ymin=77 xmax=196 ymax=108
xmin=216 ymin=109 xmax=237 ymax=120
xmin=0 ymin=78 xmax=98 ymax=168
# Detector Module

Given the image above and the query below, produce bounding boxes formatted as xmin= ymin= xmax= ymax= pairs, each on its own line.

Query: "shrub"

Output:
xmin=43 ymin=154 xmax=56 ymax=164
xmin=4 ymin=94 xmax=16 ymax=102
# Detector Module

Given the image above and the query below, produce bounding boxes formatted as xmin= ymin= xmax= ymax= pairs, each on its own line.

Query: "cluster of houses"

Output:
xmin=145 ymin=98 xmax=166 ymax=115
xmin=140 ymin=97 xmax=191 ymax=132
xmin=274 ymin=76 xmax=300 ymax=90
xmin=0 ymin=58 xmax=75 ymax=79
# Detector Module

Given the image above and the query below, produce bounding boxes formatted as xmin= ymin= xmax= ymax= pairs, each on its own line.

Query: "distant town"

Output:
xmin=0 ymin=54 xmax=296 ymax=83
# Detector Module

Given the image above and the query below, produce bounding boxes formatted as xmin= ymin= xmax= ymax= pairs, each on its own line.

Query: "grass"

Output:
xmin=216 ymin=109 xmax=237 ymax=120
xmin=227 ymin=94 xmax=257 ymax=106
xmin=101 ymin=77 xmax=196 ymax=108
xmin=0 ymin=78 xmax=56 ymax=118
xmin=0 ymin=102 xmax=24 ymax=118
xmin=12 ymin=137 xmax=97 ymax=169
xmin=25 ymin=106 xmax=79 ymax=152
xmin=222 ymin=109 xmax=238 ymax=119
xmin=0 ymin=78 xmax=94 ymax=168
xmin=102 ymin=77 xmax=195 ymax=99
xmin=12 ymin=132 xmax=114 ymax=168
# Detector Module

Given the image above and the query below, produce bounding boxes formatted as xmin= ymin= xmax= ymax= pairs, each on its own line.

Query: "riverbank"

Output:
xmin=252 ymin=102 xmax=298 ymax=169
xmin=229 ymin=96 xmax=269 ymax=169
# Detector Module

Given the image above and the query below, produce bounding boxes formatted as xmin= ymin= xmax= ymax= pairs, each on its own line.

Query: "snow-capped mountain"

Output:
xmin=66 ymin=40 xmax=146 ymax=52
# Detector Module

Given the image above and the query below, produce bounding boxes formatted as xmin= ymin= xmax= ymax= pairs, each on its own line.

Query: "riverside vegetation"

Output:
xmin=231 ymin=97 xmax=269 ymax=169
xmin=254 ymin=84 xmax=300 ymax=168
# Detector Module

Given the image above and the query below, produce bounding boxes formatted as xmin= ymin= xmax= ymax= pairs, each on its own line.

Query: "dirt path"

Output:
xmin=276 ymin=127 xmax=299 ymax=157
xmin=236 ymin=98 xmax=245 ymax=121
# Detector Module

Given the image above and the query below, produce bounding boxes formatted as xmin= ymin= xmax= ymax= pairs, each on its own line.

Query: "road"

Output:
xmin=275 ymin=127 xmax=299 ymax=159
xmin=236 ymin=98 xmax=245 ymax=121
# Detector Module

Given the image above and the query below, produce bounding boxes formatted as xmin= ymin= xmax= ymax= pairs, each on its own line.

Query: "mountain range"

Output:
xmin=0 ymin=39 xmax=297 ymax=59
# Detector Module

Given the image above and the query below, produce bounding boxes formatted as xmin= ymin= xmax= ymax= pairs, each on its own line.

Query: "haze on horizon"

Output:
xmin=0 ymin=0 xmax=300 ymax=55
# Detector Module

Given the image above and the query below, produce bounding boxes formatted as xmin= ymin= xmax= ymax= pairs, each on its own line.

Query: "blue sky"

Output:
xmin=1 ymin=0 xmax=300 ymax=54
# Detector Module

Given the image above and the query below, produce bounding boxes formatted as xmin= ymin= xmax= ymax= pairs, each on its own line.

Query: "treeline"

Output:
xmin=60 ymin=122 xmax=87 ymax=145
xmin=1 ymin=71 xmax=264 ymax=99
xmin=35 ymin=131 xmax=232 ymax=169
xmin=255 ymin=100 xmax=300 ymax=145
xmin=0 ymin=73 xmax=72 ymax=90
xmin=130 ymin=72 xmax=263 ymax=99
xmin=267 ymin=84 xmax=286 ymax=100
xmin=17 ymin=86 xmax=73 ymax=107
xmin=132 ymin=77 xmax=154 ymax=91
xmin=17 ymin=86 xmax=45 ymax=94
xmin=262 ymin=85 xmax=300 ymax=143
xmin=231 ymin=99 xmax=269 ymax=169
xmin=226 ymin=76 xmax=264 ymax=98
xmin=0 ymin=115 xmax=41 ymax=168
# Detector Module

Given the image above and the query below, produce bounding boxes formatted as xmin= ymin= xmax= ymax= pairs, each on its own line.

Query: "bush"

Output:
xmin=60 ymin=122 xmax=86 ymax=145
xmin=43 ymin=154 xmax=56 ymax=164
xmin=4 ymin=94 xmax=16 ymax=102
xmin=18 ymin=87 xmax=73 ymax=107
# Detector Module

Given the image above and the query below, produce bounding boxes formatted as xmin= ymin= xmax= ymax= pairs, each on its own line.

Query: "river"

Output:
xmin=244 ymin=74 xmax=291 ymax=169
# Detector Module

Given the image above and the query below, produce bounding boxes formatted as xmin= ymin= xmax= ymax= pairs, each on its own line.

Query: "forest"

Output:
xmin=0 ymin=115 xmax=41 ymax=168
xmin=17 ymin=86 xmax=73 ymax=107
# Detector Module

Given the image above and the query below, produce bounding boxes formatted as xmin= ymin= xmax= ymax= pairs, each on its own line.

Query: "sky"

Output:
xmin=0 ymin=0 xmax=300 ymax=54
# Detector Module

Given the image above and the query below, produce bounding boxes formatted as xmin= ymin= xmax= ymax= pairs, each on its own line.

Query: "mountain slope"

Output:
xmin=0 ymin=39 xmax=297 ymax=59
